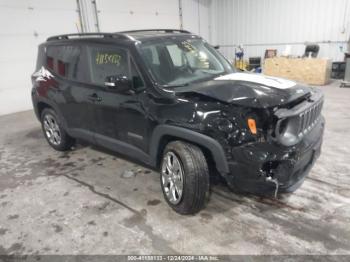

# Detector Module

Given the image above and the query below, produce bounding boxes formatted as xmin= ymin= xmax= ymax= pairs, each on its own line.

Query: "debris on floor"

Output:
xmin=121 ymin=170 xmax=136 ymax=178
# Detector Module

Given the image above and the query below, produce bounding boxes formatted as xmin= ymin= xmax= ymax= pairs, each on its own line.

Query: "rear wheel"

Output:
xmin=41 ymin=108 xmax=75 ymax=151
xmin=160 ymin=141 xmax=210 ymax=215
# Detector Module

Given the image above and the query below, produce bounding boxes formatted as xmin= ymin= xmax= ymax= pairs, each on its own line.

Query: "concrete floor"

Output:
xmin=0 ymin=80 xmax=350 ymax=255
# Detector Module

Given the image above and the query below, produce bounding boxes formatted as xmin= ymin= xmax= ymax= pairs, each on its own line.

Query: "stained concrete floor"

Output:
xmin=0 ymin=80 xmax=350 ymax=255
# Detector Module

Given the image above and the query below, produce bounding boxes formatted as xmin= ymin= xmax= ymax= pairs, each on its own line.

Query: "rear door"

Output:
xmin=45 ymin=44 xmax=96 ymax=141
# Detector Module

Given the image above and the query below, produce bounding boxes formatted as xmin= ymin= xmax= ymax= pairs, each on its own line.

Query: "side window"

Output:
xmin=46 ymin=45 xmax=80 ymax=79
xmin=87 ymin=46 xmax=128 ymax=86
xmin=46 ymin=56 xmax=54 ymax=70
xmin=46 ymin=46 xmax=59 ymax=72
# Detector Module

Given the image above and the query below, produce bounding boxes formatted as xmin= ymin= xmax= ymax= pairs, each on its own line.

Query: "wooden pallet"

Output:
xmin=263 ymin=57 xmax=332 ymax=85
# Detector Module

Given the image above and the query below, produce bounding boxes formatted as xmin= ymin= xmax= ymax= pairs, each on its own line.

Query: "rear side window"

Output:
xmin=46 ymin=45 xmax=80 ymax=79
xmin=46 ymin=56 xmax=54 ymax=70
xmin=87 ymin=46 xmax=128 ymax=86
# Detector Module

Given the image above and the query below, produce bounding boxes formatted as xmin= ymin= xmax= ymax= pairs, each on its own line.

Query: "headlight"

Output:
xmin=217 ymin=118 xmax=233 ymax=132
xmin=275 ymin=117 xmax=300 ymax=146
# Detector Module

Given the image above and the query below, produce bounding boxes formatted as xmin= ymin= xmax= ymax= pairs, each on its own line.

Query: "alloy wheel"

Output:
xmin=43 ymin=114 xmax=61 ymax=146
xmin=161 ymin=152 xmax=184 ymax=204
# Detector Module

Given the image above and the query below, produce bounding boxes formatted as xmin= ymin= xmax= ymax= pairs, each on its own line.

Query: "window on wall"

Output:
xmin=46 ymin=45 xmax=80 ymax=79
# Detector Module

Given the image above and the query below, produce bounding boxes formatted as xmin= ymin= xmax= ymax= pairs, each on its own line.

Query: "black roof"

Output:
xmin=46 ymin=29 xmax=195 ymax=42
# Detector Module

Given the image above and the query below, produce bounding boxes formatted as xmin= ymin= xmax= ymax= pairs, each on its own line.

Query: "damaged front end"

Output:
xmin=172 ymin=74 xmax=325 ymax=196
xmin=221 ymin=88 xmax=325 ymax=196
xmin=174 ymin=88 xmax=325 ymax=197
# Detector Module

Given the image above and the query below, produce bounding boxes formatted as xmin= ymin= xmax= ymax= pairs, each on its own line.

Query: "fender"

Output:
xmin=149 ymin=124 xmax=229 ymax=174
xmin=32 ymin=95 xmax=69 ymax=131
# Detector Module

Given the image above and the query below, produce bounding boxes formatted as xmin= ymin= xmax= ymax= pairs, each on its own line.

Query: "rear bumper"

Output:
xmin=224 ymin=116 xmax=325 ymax=195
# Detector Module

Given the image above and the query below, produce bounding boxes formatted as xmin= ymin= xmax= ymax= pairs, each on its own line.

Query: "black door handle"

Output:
xmin=88 ymin=93 xmax=102 ymax=102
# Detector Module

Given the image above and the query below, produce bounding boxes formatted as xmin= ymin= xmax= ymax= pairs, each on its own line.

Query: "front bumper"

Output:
xmin=224 ymin=116 xmax=325 ymax=195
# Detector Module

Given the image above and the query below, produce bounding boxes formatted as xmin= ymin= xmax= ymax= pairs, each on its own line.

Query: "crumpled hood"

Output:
xmin=175 ymin=73 xmax=313 ymax=108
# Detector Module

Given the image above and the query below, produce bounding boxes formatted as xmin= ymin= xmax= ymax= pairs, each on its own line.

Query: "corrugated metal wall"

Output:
xmin=182 ymin=0 xmax=211 ymax=41
xmin=210 ymin=0 xmax=350 ymax=62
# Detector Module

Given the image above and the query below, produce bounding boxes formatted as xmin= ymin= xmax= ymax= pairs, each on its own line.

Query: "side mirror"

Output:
xmin=104 ymin=75 xmax=131 ymax=92
xmin=213 ymin=45 xmax=220 ymax=50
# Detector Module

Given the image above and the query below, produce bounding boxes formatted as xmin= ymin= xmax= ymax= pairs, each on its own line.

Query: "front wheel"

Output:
xmin=160 ymin=141 xmax=210 ymax=215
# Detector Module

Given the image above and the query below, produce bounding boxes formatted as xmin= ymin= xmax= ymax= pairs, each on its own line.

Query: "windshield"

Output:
xmin=137 ymin=38 xmax=234 ymax=87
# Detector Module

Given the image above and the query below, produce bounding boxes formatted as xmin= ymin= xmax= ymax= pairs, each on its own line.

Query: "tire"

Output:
xmin=160 ymin=141 xmax=210 ymax=215
xmin=40 ymin=108 xmax=75 ymax=151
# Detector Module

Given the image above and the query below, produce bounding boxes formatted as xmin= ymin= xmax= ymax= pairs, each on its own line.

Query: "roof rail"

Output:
xmin=46 ymin=33 xmax=130 ymax=42
xmin=119 ymin=29 xmax=192 ymax=34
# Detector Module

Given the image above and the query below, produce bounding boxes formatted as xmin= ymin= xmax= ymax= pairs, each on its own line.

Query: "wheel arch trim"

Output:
xmin=33 ymin=98 xmax=68 ymax=131
xmin=149 ymin=125 xmax=229 ymax=174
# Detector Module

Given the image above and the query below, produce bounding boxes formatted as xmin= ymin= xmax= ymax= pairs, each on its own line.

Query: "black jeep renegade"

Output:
xmin=32 ymin=29 xmax=325 ymax=214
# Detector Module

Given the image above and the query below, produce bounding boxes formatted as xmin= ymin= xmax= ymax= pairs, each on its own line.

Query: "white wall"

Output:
xmin=96 ymin=0 xmax=211 ymax=40
xmin=0 ymin=0 xmax=80 ymax=116
xmin=0 ymin=0 xmax=211 ymax=116
xmin=97 ymin=0 xmax=180 ymax=31
xmin=210 ymin=0 xmax=350 ymax=62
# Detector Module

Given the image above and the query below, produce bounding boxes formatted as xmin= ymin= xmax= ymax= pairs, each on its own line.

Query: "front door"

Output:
xmin=85 ymin=44 xmax=150 ymax=160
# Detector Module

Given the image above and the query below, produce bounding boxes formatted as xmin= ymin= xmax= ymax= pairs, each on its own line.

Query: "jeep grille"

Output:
xmin=297 ymin=100 xmax=323 ymax=137
xmin=274 ymin=96 xmax=323 ymax=146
